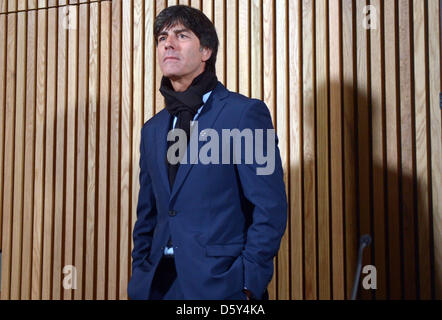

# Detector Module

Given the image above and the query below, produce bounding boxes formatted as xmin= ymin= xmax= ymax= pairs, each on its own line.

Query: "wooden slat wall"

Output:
xmin=0 ymin=0 xmax=441 ymax=300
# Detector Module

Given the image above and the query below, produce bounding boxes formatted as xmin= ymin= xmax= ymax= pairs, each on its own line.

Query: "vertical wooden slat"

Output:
xmin=413 ymin=0 xmax=431 ymax=300
xmin=32 ymin=0 xmax=47 ymax=300
xmin=250 ymin=0 xmax=261 ymax=100
xmin=17 ymin=0 xmax=24 ymax=10
xmin=302 ymin=0 xmax=316 ymax=300
xmin=428 ymin=0 xmax=442 ymax=300
xmin=238 ymin=0 xmax=249 ymax=96
xmin=0 ymin=0 xmax=7 ymax=252
xmin=225 ymin=0 xmax=237 ymax=91
xmin=96 ymin=0 xmax=111 ymax=300
xmin=85 ymin=0 xmax=99 ymax=300
xmin=37 ymin=0 xmax=45 ymax=9
xmin=398 ymin=0 xmax=417 ymax=299
xmin=262 ymin=0 xmax=276 ymax=299
xmin=1 ymin=1 xmax=12 ymax=300
xmin=19 ymin=0 xmax=37 ymax=299
xmin=342 ymin=0 xmax=357 ymax=300
xmin=1 ymin=0 xmax=17 ymax=292
xmin=315 ymin=0 xmax=330 ymax=300
xmin=276 ymin=0 xmax=289 ymax=301
xmin=52 ymin=0 xmax=68 ymax=301
xmin=288 ymin=0 xmax=303 ymax=300
xmin=72 ymin=1 xmax=88 ymax=300
xmin=41 ymin=2 xmax=57 ymax=300
xmin=28 ymin=0 xmax=37 ymax=10
xmin=202 ymin=0 xmax=212 ymax=21
xmin=131 ymin=0 xmax=143 ymax=300
xmin=1 ymin=0 xmax=16 ymax=301
xmin=154 ymin=0 xmax=165 ymax=113
xmin=370 ymin=0 xmax=387 ymax=300
xmin=190 ymin=0 xmax=201 ymax=10
xmin=47 ymin=0 xmax=56 ymax=8
xmin=119 ymin=0 xmax=132 ymax=300
xmin=329 ymin=0 xmax=344 ymax=300
xmin=109 ymin=0 xmax=121 ymax=300
xmin=384 ymin=0 xmax=401 ymax=300
xmin=356 ymin=0 xmax=372 ymax=300
xmin=132 ymin=0 xmax=143 ymax=242
xmin=214 ymin=0 xmax=224 ymax=84
xmin=14 ymin=0 xmax=25 ymax=300
xmin=63 ymin=0 xmax=77 ymax=300
xmin=10 ymin=4 xmax=26 ymax=300
xmin=262 ymin=0 xmax=275 ymax=159
xmin=144 ymin=0 xmax=154 ymax=122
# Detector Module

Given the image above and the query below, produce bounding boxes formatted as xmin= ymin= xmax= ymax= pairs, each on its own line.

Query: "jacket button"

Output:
xmin=168 ymin=210 xmax=176 ymax=217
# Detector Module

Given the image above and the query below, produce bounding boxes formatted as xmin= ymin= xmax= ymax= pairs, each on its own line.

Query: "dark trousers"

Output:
xmin=149 ymin=256 xmax=183 ymax=300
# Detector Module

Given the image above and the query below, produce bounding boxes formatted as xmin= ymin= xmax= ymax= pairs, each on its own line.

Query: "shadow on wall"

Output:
xmin=299 ymin=80 xmax=435 ymax=299
xmin=338 ymin=80 xmax=434 ymax=300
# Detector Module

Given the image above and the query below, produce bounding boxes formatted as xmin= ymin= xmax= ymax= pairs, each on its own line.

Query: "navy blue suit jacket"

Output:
xmin=128 ymin=82 xmax=287 ymax=300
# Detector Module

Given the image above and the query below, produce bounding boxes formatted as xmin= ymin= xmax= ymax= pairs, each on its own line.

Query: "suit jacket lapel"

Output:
xmin=155 ymin=110 xmax=172 ymax=196
xmin=170 ymin=82 xmax=229 ymax=201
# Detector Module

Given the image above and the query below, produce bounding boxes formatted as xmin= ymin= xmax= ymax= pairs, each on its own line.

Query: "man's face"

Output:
xmin=157 ymin=23 xmax=212 ymax=85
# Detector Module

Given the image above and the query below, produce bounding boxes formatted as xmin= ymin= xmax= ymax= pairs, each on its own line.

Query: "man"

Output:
xmin=128 ymin=5 xmax=287 ymax=300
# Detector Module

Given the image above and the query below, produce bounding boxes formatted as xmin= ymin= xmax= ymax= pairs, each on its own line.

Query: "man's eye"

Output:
xmin=159 ymin=36 xmax=166 ymax=42
xmin=178 ymin=34 xmax=186 ymax=39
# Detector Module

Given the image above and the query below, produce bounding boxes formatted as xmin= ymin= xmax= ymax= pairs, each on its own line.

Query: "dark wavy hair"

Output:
xmin=154 ymin=5 xmax=219 ymax=74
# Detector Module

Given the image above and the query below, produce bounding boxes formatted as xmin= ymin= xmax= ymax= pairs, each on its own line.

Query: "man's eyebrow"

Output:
xmin=158 ymin=28 xmax=191 ymax=37
xmin=173 ymin=28 xmax=190 ymax=34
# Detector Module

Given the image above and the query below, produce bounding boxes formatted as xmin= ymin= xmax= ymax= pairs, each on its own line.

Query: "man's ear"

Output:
xmin=200 ymin=47 xmax=213 ymax=62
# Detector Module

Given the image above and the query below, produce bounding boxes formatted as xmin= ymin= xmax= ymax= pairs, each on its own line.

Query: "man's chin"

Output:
xmin=160 ymin=65 xmax=183 ymax=78
xmin=163 ymin=73 xmax=182 ymax=81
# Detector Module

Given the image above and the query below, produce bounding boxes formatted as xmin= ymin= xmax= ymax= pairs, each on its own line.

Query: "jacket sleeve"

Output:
xmin=131 ymin=124 xmax=157 ymax=273
xmin=236 ymin=100 xmax=288 ymax=299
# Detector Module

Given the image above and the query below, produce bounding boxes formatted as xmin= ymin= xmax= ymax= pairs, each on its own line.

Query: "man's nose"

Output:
xmin=164 ymin=35 xmax=176 ymax=49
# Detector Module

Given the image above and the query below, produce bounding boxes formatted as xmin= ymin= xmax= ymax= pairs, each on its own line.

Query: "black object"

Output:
xmin=351 ymin=234 xmax=372 ymax=300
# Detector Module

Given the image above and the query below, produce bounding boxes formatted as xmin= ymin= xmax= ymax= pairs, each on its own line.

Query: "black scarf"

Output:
xmin=160 ymin=69 xmax=218 ymax=188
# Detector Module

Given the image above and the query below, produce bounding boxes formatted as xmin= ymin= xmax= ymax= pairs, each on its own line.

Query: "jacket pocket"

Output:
xmin=206 ymin=243 xmax=243 ymax=257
